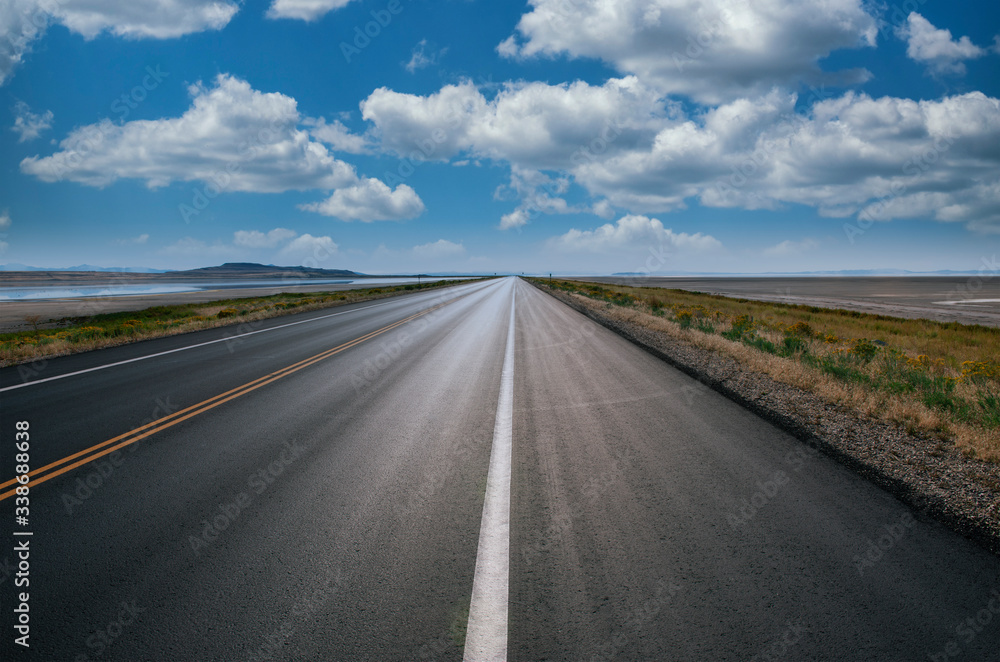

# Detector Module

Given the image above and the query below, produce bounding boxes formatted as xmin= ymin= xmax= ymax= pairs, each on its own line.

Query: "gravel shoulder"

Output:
xmin=533 ymin=282 xmax=1000 ymax=556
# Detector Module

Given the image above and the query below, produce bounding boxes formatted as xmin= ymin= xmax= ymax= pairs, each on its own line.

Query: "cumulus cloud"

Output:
xmin=498 ymin=0 xmax=877 ymax=104
xmin=11 ymin=101 xmax=52 ymax=142
xmin=733 ymin=92 xmax=1000 ymax=231
xmin=164 ymin=228 xmax=341 ymax=264
xmin=266 ymin=0 xmax=355 ymax=21
xmin=233 ymin=228 xmax=297 ymax=248
xmin=56 ymin=0 xmax=237 ymax=39
xmin=20 ymin=75 xmax=424 ymax=220
xmin=495 ymin=166 xmax=579 ymax=229
xmin=363 ymin=74 xmax=1000 ymax=232
xmin=412 ymin=239 xmax=465 ymax=258
xmin=300 ymin=179 xmax=425 ymax=222
xmin=279 ymin=233 xmax=339 ymax=258
xmin=304 ymin=117 xmax=371 ymax=154
xmin=592 ymin=199 xmax=616 ymax=219
xmin=763 ymin=238 xmax=818 ymax=256
xmin=1 ymin=0 xmax=237 ymax=85
xmin=20 ymin=74 xmax=358 ymax=191
xmin=897 ymin=13 xmax=986 ymax=75
xmin=361 ymin=77 xmax=666 ymax=169
xmin=499 ymin=209 xmax=530 ymax=231
xmin=0 ymin=0 xmax=49 ymax=86
xmin=405 ymin=39 xmax=446 ymax=73
xmin=549 ymin=215 xmax=722 ymax=253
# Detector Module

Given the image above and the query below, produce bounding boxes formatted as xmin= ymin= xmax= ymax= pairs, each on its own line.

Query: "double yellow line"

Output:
xmin=1 ymin=303 xmax=445 ymax=501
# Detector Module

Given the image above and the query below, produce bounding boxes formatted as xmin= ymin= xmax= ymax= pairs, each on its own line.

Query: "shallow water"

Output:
xmin=0 ymin=277 xmax=452 ymax=301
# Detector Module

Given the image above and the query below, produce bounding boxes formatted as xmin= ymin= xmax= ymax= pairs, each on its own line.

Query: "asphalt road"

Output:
xmin=2 ymin=277 xmax=998 ymax=661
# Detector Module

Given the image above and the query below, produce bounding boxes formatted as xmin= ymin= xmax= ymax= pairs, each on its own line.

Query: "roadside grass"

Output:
xmin=1 ymin=279 xmax=479 ymax=367
xmin=533 ymin=278 xmax=1000 ymax=461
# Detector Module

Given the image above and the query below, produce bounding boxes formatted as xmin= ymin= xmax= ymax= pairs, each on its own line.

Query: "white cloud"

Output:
xmin=495 ymin=166 xmax=579 ymax=229
xmin=18 ymin=75 xmax=424 ymax=221
xmin=498 ymin=0 xmax=877 ymax=104
xmin=11 ymin=101 xmax=52 ymax=142
xmin=897 ymin=13 xmax=986 ymax=76
xmin=1 ymin=0 xmax=238 ymax=85
xmin=499 ymin=209 xmax=529 ymax=231
xmin=363 ymin=75 xmax=1000 ymax=233
xmin=763 ymin=238 xmax=818 ymax=257
xmin=21 ymin=75 xmax=362 ymax=193
xmin=592 ymin=199 xmax=615 ymax=219
xmin=56 ymin=0 xmax=237 ymax=39
xmin=233 ymin=228 xmax=297 ymax=248
xmin=114 ymin=233 xmax=150 ymax=245
xmin=266 ymin=0 xmax=355 ymax=21
xmin=279 ymin=233 xmax=339 ymax=259
xmin=162 ymin=228 xmax=342 ymax=264
xmin=575 ymin=90 xmax=1000 ymax=232
xmin=405 ymin=39 xmax=446 ymax=73
xmin=300 ymin=178 xmax=425 ymax=222
xmin=740 ymin=92 xmax=1000 ymax=231
xmin=0 ymin=209 xmax=11 ymax=252
xmin=0 ymin=0 xmax=48 ymax=86
xmin=304 ymin=117 xmax=371 ymax=154
xmin=549 ymin=215 xmax=722 ymax=253
xmin=20 ymin=75 xmax=424 ymax=220
xmin=412 ymin=239 xmax=465 ymax=258
xmin=362 ymin=76 xmax=666 ymax=169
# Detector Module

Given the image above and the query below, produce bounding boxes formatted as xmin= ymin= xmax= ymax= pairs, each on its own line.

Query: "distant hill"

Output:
xmin=173 ymin=263 xmax=362 ymax=278
xmin=0 ymin=262 xmax=366 ymax=283
xmin=0 ymin=263 xmax=168 ymax=273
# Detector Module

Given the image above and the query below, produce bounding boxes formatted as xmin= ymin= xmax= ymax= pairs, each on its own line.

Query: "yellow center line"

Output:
xmin=0 ymin=302 xmax=446 ymax=501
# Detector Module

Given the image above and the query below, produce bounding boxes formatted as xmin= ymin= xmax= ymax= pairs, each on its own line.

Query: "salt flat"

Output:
xmin=578 ymin=276 xmax=1000 ymax=327
xmin=0 ymin=277 xmax=451 ymax=333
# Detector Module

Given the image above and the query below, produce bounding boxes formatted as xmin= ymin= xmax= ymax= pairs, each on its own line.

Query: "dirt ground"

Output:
xmin=580 ymin=276 xmax=1000 ymax=327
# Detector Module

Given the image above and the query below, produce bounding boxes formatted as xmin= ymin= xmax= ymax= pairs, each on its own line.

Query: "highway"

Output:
xmin=2 ymin=277 xmax=998 ymax=660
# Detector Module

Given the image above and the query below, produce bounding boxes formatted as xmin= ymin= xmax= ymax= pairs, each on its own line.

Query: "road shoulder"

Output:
xmin=531 ymin=281 xmax=1000 ymax=556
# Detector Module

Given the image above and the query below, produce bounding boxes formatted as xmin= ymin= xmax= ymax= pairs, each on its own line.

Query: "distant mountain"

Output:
xmin=173 ymin=263 xmax=362 ymax=278
xmin=0 ymin=263 xmax=168 ymax=273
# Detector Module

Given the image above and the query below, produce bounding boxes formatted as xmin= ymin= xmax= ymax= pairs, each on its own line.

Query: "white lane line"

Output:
xmin=1 ymin=284 xmax=488 ymax=393
xmin=464 ymin=280 xmax=516 ymax=662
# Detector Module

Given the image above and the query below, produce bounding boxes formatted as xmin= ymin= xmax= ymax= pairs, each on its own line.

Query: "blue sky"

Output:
xmin=1 ymin=0 xmax=998 ymax=274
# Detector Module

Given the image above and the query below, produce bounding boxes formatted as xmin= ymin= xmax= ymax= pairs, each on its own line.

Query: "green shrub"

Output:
xmin=745 ymin=335 xmax=778 ymax=355
xmin=781 ymin=336 xmax=807 ymax=356
xmin=850 ymin=338 xmax=881 ymax=362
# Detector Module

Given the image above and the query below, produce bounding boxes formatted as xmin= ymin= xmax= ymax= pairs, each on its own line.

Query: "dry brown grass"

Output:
xmin=541 ymin=279 xmax=1000 ymax=462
